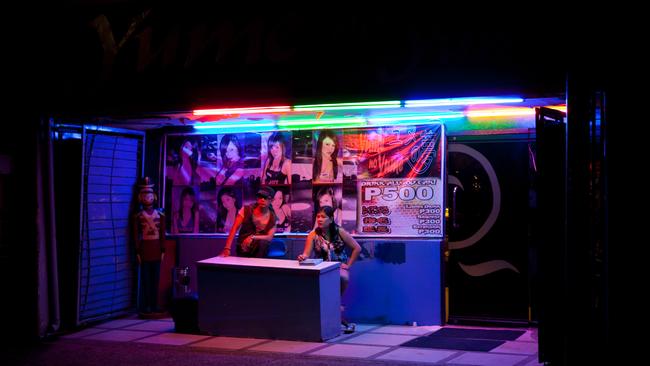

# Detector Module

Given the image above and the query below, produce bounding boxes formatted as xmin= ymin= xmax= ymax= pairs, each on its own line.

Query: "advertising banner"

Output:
xmin=163 ymin=123 xmax=443 ymax=237
xmin=346 ymin=124 xmax=443 ymax=237
xmin=359 ymin=178 xmax=443 ymax=236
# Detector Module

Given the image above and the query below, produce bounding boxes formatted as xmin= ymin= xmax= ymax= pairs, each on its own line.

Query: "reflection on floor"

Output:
xmin=63 ymin=316 xmax=540 ymax=366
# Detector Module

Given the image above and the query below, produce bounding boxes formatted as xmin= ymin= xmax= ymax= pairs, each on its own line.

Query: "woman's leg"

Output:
xmin=253 ymin=239 xmax=270 ymax=258
xmin=340 ymin=267 xmax=349 ymax=295
xmin=339 ymin=267 xmax=355 ymax=333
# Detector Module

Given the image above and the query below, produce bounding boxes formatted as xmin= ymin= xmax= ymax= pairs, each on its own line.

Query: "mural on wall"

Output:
xmin=163 ymin=123 xmax=443 ymax=237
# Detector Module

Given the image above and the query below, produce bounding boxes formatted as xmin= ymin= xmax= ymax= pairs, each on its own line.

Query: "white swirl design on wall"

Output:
xmin=447 ymin=175 xmax=463 ymax=190
xmin=459 ymin=260 xmax=520 ymax=277
xmin=448 ymin=144 xmax=501 ymax=250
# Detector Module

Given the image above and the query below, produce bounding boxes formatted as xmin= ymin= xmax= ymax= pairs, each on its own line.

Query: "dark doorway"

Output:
xmin=446 ymin=136 xmax=534 ymax=324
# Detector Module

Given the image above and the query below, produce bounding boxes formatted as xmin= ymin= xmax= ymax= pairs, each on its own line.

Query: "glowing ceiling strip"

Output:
xmin=293 ymin=101 xmax=400 ymax=111
xmin=193 ymin=122 xmax=276 ymax=130
xmin=188 ymin=96 xmax=561 ymax=132
xmin=193 ymin=106 xmax=291 ymax=116
xmin=405 ymin=96 xmax=524 ymax=108
xmin=465 ymin=107 xmax=534 ymax=118
xmin=277 ymin=117 xmax=367 ymax=126
xmin=279 ymin=122 xmax=367 ymax=130
xmin=368 ymin=113 xmax=464 ymax=124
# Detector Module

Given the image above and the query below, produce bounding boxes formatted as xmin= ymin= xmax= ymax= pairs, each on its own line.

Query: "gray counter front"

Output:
xmin=197 ymin=256 xmax=341 ymax=341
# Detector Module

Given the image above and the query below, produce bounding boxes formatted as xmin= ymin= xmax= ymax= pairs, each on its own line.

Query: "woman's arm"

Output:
xmin=220 ymin=214 xmax=244 ymax=257
xmin=261 ymin=159 xmax=269 ymax=184
xmin=339 ymin=228 xmax=361 ymax=269
xmin=281 ymin=205 xmax=292 ymax=232
xmin=250 ymin=225 xmax=277 ymax=242
xmin=193 ymin=209 xmax=200 ymax=233
xmin=225 ymin=167 xmax=244 ymax=185
xmin=180 ymin=162 xmax=193 ymax=185
xmin=215 ymin=167 xmax=226 ymax=185
xmin=297 ymin=232 xmax=315 ymax=261
xmin=281 ymin=204 xmax=291 ymax=218
xmin=336 ymin=158 xmax=343 ymax=182
xmin=283 ymin=159 xmax=292 ymax=184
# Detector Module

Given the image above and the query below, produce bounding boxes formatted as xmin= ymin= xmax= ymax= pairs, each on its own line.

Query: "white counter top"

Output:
xmin=197 ymin=256 xmax=340 ymax=273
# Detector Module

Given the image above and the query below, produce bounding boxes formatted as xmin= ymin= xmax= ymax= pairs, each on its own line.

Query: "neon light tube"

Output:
xmin=278 ymin=122 xmax=367 ymax=130
xmin=293 ymin=101 xmax=400 ymax=111
xmin=277 ymin=117 xmax=366 ymax=127
xmin=405 ymin=97 xmax=523 ymax=108
xmin=193 ymin=122 xmax=276 ymax=130
xmin=193 ymin=106 xmax=291 ymax=116
xmin=368 ymin=113 xmax=464 ymax=124
xmin=465 ymin=107 xmax=534 ymax=118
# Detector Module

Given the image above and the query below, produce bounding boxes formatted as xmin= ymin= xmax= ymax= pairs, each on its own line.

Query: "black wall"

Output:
xmin=27 ymin=6 xmax=590 ymax=117
xmin=0 ymin=120 xmax=40 ymax=343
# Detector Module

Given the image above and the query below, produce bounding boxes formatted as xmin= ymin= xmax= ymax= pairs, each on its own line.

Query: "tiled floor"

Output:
xmin=62 ymin=316 xmax=540 ymax=366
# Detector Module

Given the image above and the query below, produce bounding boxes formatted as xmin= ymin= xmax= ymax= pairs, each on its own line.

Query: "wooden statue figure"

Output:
xmin=132 ymin=177 xmax=166 ymax=316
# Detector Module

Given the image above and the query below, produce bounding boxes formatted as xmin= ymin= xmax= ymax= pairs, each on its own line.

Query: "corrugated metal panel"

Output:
xmin=78 ymin=130 xmax=143 ymax=324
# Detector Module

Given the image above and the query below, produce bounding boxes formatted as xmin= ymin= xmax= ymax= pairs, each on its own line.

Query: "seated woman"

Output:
xmin=262 ymin=132 xmax=292 ymax=185
xmin=172 ymin=187 xmax=199 ymax=234
xmin=220 ymin=186 xmax=278 ymax=258
xmin=298 ymin=205 xmax=361 ymax=333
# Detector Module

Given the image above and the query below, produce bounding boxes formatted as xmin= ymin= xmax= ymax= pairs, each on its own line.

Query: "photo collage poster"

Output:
xmin=163 ymin=123 xmax=443 ymax=237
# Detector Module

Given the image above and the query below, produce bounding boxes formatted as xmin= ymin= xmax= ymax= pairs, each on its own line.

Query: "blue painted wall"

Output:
xmin=344 ymin=239 xmax=442 ymax=325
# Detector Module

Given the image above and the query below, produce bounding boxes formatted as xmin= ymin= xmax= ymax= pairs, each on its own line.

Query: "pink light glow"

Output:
xmin=193 ymin=106 xmax=291 ymax=116
xmin=465 ymin=107 xmax=536 ymax=118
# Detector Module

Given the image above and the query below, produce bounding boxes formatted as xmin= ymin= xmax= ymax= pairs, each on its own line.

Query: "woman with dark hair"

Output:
xmin=172 ymin=187 xmax=199 ymax=234
xmin=298 ymin=205 xmax=361 ymax=333
xmin=262 ymin=132 xmax=292 ymax=185
xmin=271 ymin=189 xmax=291 ymax=233
xmin=313 ymin=130 xmax=342 ymax=183
xmin=170 ymin=139 xmax=199 ymax=186
xmin=215 ymin=134 xmax=245 ymax=186
xmin=216 ymin=187 xmax=241 ymax=234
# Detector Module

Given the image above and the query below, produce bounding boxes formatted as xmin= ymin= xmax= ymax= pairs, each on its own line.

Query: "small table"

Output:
xmin=197 ymin=256 xmax=341 ymax=341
